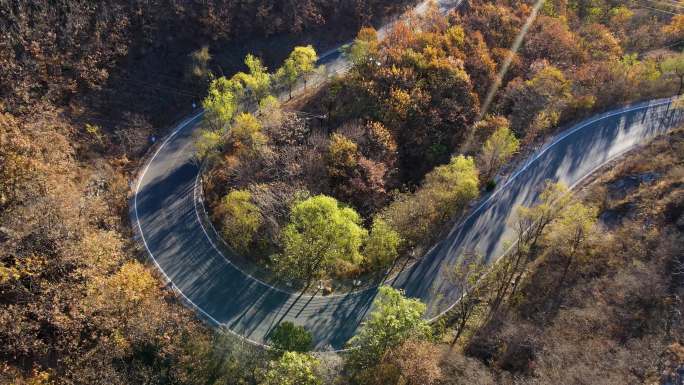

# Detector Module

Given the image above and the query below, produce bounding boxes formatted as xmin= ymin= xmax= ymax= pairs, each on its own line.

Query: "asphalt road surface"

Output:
xmin=128 ymin=0 xmax=683 ymax=349
xmin=131 ymin=93 xmax=682 ymax=350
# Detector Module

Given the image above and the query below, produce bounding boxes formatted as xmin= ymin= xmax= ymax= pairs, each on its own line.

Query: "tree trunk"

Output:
xmin=550 ymin=254 xmax=574 ymax=311
xmin=488 ymin=249 xmax=524 ymax=320
xmin=487 ymin=269 xmax=512 ymax=321
xmin=451 ymin=314 xmax=469 ymax=346
xmin=507 ymin=264 xmax=525 ymax=306
xmin=306 ymin=253 xmax=326 ymax=290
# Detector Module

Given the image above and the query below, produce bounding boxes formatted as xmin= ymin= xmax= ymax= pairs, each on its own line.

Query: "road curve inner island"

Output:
xmin=130 ymin=97 xmax=683 ymax=350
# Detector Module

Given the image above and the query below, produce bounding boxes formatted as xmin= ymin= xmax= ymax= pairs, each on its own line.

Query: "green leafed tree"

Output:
xmin=291 ymin=45 xmax=318 ymax=83
xmin=203 ymin=76 xmax=241 ymax=130
xmin=220 ymin=189 xmax=262 ymax=253
xmin=202 ymin=53 xmax=272 ymax=131
xmin=275 ymin=59 xmax=297 ymax=99
xmin=480 ymin=120 xmax=519 ymax=182
xmin=268 ymin=321 xmax=313 ymax=352
xmin=260 ymin=352 xmax=322 ymax=385
xmin=381 ymin=155 xmax=479 ymax=246
xmin=545 ymin=200 xmax=597 ymax=297
xmin=486 ymin=181 xmax=574 ymax=318
xmin=423 ymin=154 xmax=480 ymax=222
xmin=363 ymin=218 xmax=403 ymax=269
xmin=347 ymin=286 xmax=432 ymax=372
xmin=445 ymin=25 xmax=465 ymax=48
xmin=515 ymin=181 xmax=572 ymax=250
xmin=194 ymin=128 xmax=223 ymax=159
xmin=233 ymin=54 xmax=272 ymax=103
xmin=276 ymin=45 xmax=318 ymax=98
xmin=274 ymin=195 xmax=367 ymax=284
xmin=447 ymin=254 xmax=487 ymax=345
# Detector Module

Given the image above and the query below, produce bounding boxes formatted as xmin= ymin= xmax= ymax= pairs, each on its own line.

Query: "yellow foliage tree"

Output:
xmin=220 ymin=189 xmax=262 ymax=253
xmin=480 ymin=121 xmax=519 ymax=182
xmin=326 ymin=133 xmax=358 ymax=178
xmin=231 ymin=112 xmax=267 ymax=153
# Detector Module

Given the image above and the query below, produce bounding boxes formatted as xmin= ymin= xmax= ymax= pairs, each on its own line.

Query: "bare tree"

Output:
xmin=447 ymin=253 xmax=488 ymax=346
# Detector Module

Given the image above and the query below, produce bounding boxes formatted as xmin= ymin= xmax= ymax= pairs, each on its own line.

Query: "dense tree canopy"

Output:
xmin=0 ymin=106 xmax=217 ymax=385
xmin=0 ymin=0 xmax=414 ymax=117
xmin=219 ymin=189 xmax=263 ymax=253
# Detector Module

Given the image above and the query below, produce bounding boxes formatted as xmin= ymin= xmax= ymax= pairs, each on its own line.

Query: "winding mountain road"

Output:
xmin=129 ymin=2 xmax=683 ymax=351
xmin=131 ymin=91 xmax=682 ymax=350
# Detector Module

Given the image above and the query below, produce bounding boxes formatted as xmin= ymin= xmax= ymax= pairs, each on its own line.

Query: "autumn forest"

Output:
xmin=1 ymin=0 xmax=684 ymax=384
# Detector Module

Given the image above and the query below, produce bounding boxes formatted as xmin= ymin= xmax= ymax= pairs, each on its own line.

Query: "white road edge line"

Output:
xmin=134 ymin=111 xmax=361 ymax=353
xmin=133 ymin=111 xmax=271 ymax=349
xmin=132 ymin=0 xmax=471 ymax=352
xmin=427 ymin=97 xmax=675 ymax=323
xmin=193 ymin=160 xmax=382 ymax=298
xmin=134 ymin=91 xmax=674 ymax=350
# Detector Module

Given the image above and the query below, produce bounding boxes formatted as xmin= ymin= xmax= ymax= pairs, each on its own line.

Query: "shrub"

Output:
xmin=326 ymin=133 xmax=358 ymax=178
xmin=261 ymin=352 xmax=322 ymax=385
xmin=268 ymin=321 xmax=313 ymax=352
xmin=231 ymin=112 xmax=266 ymax=152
